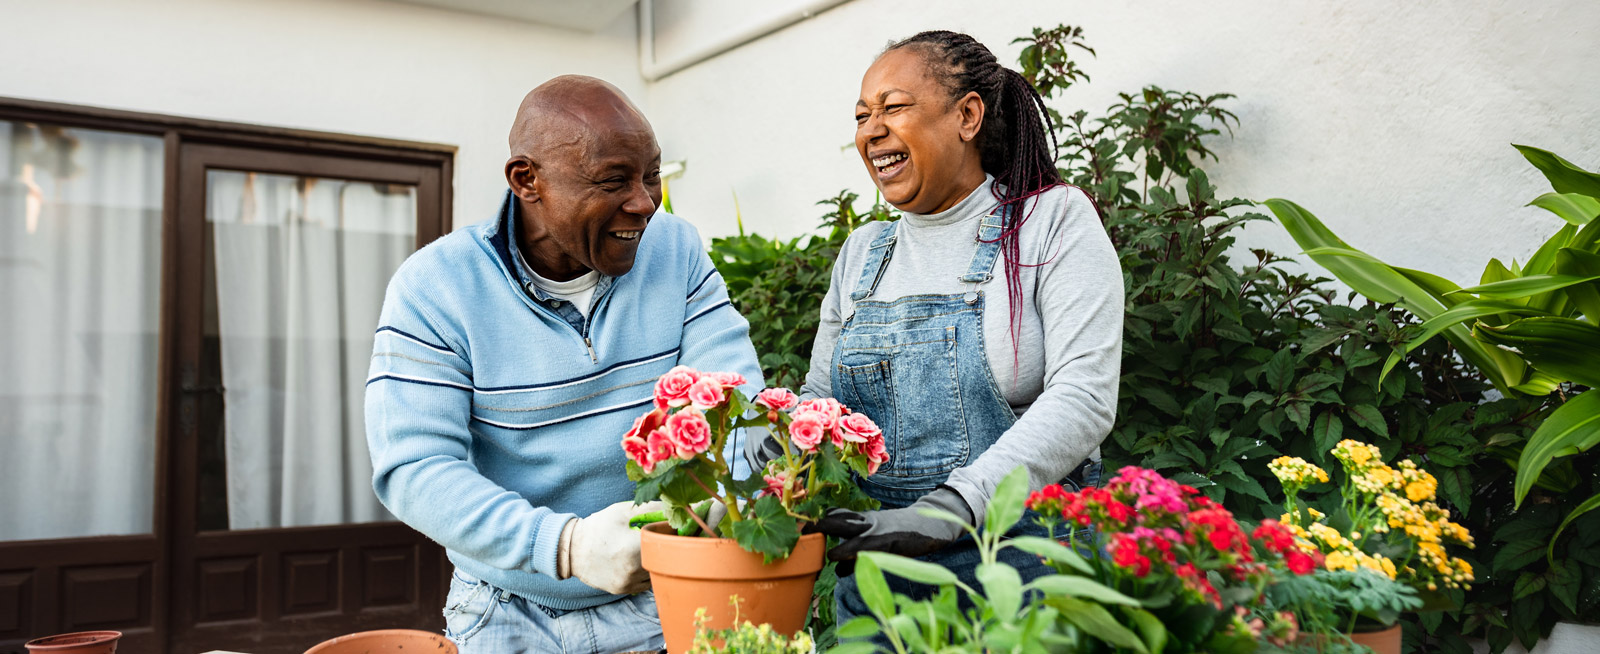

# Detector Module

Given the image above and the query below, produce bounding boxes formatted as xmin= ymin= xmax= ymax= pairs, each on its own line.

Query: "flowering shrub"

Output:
xmin=1272 ymin=440 xmax=1476 ymax=594
xmin=1022 ymin=466 xmax=1318 ymax=651
xmin=845 ymin=466 xmax=1322 ymax=654
xmin=623 ymin=366 xmax=881 ymax=560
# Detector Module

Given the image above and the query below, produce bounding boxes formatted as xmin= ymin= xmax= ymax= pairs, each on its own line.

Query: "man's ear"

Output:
xmin=505 ymin=156 xmax=539 ymax=203
xmin=956 ymin=91 xmax=985 ymax=143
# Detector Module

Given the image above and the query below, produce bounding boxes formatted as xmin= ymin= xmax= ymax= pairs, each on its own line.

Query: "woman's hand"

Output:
xmin=815 ymin=487 xmax=972 ymax=561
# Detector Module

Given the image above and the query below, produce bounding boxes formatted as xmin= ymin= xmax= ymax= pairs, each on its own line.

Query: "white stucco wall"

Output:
xmin=644 ymin=0 xmax=1600 ymax=286
xmin=0 ymin=0 xmax=643 ymax=228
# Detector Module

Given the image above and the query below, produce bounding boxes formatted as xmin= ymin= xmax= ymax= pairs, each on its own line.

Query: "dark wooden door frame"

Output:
xmin=0 ymin=97 xmax=454 ymax=654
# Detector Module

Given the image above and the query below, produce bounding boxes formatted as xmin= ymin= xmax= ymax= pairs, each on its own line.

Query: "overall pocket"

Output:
xmin=836 ymin=325 xmax=967 ymax=486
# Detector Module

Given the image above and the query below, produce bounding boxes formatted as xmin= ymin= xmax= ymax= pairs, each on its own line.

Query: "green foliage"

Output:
xmin=1267 ymin=570 xmax=1422 ymax=639
xmin=688 ymin=596 xmax=815 ymax=654
xmin=710 ymin=191 xmax=895 ymax=389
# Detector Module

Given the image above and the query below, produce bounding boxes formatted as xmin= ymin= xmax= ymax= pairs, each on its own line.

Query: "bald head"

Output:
xmin=509 ymin=75 xmax=653 ymax=158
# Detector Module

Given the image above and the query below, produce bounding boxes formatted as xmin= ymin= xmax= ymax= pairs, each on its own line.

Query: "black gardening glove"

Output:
xmin=815 ymin=486 xmax=973 ymax=563
xmin=745 ymin=426 xmax=787 ymax=473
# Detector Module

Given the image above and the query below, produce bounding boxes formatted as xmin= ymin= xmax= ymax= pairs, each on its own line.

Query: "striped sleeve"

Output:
xmin=364 ymin=276 xmax=576 ymax=578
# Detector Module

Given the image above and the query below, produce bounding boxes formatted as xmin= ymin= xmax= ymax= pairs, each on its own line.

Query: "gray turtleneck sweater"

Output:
xmin=800 ymin=176 xmax=1123 ymax=524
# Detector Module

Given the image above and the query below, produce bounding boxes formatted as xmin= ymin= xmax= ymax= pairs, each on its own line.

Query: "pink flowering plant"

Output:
xmin=622 ymin=366 xmax=883 ymax=561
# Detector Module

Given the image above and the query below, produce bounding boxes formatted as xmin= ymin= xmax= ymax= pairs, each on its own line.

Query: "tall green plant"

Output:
xmin=1268 ymin=146 xmax=1600 ymax=550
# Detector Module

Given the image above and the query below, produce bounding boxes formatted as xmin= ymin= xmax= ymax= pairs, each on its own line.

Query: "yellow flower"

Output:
xmin=1270 ymin=456 xmax=1329 ymax=487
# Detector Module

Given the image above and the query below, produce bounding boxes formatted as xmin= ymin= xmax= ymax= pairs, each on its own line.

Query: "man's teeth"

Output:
xmin=612 ymin=231 xmax=642 ymax=239
xmin=872 ymin=153 xmax=907 ymax=169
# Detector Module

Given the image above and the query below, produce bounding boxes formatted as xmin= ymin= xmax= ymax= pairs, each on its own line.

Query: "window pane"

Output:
xmin=201 ymin=170 xmax=415 ymax=530
xmin=0 ymin=121 xmax=163 ymax=541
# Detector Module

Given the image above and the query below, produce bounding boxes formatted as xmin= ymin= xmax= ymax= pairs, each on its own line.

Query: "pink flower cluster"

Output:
xmin=653 ymin=365 xmax=746 ymax=412
xmin=785 ymin=398 xmax=889 ymax=474
xmin=1026 ymin=466 xmax=1317 ymax=611
xmin=624 ymin=366 xmax=746 ymax=473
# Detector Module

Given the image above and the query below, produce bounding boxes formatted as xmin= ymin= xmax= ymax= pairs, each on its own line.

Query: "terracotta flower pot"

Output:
xmin=640 ymin=522 xmax=824 ymax=653
xmin=303 ymin=628 xmax=457 ymax=654
xmin=1349 ymin=624 xmax=1402 ymax=654
xmin=23 ymin=631 xmax=120 ymax=654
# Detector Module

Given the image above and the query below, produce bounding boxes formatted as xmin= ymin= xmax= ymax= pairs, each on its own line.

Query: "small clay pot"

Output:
xmin=303 ymin=629 xmax=457 ymax=654
xmin=1349 ymin=623 xmax=1402 ymax=654
xmin=640 ymin=522 xmax=824 ymax=653
xmin=24 ymin=631 xmax=121 ymax=654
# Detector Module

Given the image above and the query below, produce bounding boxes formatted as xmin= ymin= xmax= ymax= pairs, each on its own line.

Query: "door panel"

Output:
xmin=167 ymin=144 xmax=445 ymax=653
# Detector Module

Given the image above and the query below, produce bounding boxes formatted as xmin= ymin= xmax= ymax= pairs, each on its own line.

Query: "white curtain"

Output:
xmin=207 ymin=171 xmax=413 ymax=529
xmin=0 ymin=121 xmax=163 ymax=541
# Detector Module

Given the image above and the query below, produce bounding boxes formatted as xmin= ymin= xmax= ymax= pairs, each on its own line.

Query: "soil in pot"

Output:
xmin=304 ymin=628 xmax=456 ymax=654
xmin=24 ymin=631 xmax=121 ymax=654
xmin=639 ymin=522 xmax=824 ymax=653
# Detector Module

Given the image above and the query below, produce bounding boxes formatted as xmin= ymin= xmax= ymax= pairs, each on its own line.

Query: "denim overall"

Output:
xmin=830 ymin=213 xmax=1101 ymax=624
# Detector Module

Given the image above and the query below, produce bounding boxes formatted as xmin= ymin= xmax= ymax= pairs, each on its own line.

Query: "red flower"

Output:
xmin=1284 ymin=550 xmax=1316 ymax=575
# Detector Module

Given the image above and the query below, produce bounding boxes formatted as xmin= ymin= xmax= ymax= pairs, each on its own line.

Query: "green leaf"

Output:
xmin=1391 ymin=299 xmax=1548 ymax=362
xmin=1475 ymin=318 xmax=1600 ymax=388
xmin=1516 ymin=144 xmax=1600 ymax=199
xmin=1313 ymin=411 xmax=1345 ymax=454
xmin=1263 ymin=348 xmax=1295 ymax=394
xmin=977 ymin=562 xmax=1024 ymax=621
xmin=1529 ymin=192 xmax=1600 ymax=226
xmin=1050 ymin=596 xmax=1149 ymax=654
xmin=852 ymin=555 xmax=894 ymax=619
xmin=1347 ymin=403 xmax=1390 ymax=439
xmin=827 ymin=641 xmax=880 ymax=654
xmin=1453 ymin=274 xmax=1600 ymax=300
xmin=1008 ymin=536 xmax=1094 ymax=575
xmin=1556 ymin=248 xmax=1600 ymax=324
xmin=1494 ymin=538 xmax=1547 ymax=573
xmin=1027 ymin=574 xmax=1141 ymax=605
xmin=1513 ymin=572 xmax=1548 ymax=600
xmin=835 ymin=616 xmax=881 ymax=640
xmin=1548 ymin=492 xmax=1600 ymax=564
xmin=985 ymin=466 xmax=1030 ymax=536
xmin=1549 ymin=558 xmax=1583 ymax=613
xmin=727 ymin=494 xmax=801 ymax=563
xmin=1125 ymin=607 xmax=1168 ymax=654
xmin=859 ymin=551 xmax=958 ymax=586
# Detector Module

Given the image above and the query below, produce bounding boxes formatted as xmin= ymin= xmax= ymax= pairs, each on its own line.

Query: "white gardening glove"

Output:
xmin=557 ymin=500 xmax=661 ymax=594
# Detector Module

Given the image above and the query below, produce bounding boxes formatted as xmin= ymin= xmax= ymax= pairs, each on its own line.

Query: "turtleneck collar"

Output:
xmin=902 ymin=174 xmax=998 ymax=228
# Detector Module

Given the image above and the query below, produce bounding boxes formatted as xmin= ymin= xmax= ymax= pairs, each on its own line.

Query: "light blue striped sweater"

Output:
xmin=365 ymin=191 xmax=761 ymax=610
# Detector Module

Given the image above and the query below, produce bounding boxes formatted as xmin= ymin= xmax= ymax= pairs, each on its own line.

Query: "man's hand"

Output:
xmin=559 ymin=500 xmax=661 ymax=594
xmin=814 ymin=487 xmax=973 ymax=561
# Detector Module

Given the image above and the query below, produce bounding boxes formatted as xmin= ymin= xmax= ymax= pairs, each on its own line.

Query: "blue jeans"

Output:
xmin=443 ymin=569 xmax=664 ymax=654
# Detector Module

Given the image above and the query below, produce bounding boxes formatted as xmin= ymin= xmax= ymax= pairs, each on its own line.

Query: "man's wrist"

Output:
xmin=556 ymin=518 xmax=577 ymax=579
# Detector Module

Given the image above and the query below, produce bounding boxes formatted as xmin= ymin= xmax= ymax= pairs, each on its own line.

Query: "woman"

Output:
xmin=793 ymin=30 xmax=1123 ymax=620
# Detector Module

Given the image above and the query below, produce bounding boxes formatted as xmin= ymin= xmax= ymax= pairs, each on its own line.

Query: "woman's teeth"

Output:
xmin=873 ymin=153 xmax=907 ymax=170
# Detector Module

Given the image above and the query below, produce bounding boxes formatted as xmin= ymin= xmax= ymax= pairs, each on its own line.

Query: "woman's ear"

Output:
xmin=956 ymin=91 xmax=985 ymax=142
xmin=505 ymin=156 xmax=539 ymax=203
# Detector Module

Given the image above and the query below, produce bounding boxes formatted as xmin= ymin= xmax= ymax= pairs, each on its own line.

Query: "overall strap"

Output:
xmin=849 ymin=221 xmax=901 ymax=302
xmin=960 ymin=208 xmax=1008 ymax=284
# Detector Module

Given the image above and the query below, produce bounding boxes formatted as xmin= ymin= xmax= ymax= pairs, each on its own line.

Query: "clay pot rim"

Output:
xmin=304 ymin=628 xmax=455 ymax=654
xmin=24 ymin=630 xmax=122 ymax=648
xmin=639 ymin=521 xmax=824 ymax=578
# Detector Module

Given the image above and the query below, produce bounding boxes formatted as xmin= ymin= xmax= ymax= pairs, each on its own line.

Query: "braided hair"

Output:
xmin=884 ymin=30 xmax=1063 ymax=356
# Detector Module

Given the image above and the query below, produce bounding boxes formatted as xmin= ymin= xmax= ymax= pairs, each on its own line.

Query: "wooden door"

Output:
xmin=164 ymin=144 xmax=448 ymax=654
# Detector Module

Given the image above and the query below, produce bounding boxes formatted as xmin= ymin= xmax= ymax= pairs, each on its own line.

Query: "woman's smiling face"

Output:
xmin=855 ymin=47 xmax=986 ymax=215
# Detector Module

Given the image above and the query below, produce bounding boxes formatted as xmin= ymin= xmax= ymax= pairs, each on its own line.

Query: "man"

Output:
xmin=365 ymin=76 xmax=761 ymax=653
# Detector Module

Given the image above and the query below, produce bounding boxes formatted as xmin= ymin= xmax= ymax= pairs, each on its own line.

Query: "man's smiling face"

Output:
xmin=508 ymin=78 xmax=664 ymax=280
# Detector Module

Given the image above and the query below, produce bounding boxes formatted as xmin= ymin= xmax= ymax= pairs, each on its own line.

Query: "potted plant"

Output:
xmin=623 ymin=367 xmax=884 ymax=652
xmin=1268 ymin=441 xmax=1475 ymax=653
xmin=836 ymin=466 xmax=1327 ymax=653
